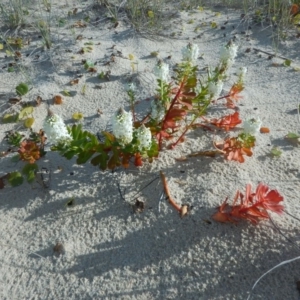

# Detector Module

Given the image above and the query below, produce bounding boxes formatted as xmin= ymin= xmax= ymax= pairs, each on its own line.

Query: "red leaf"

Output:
xmin=167 ymin=108 xmax=187 ymax=119
xmin=209 ymin=111 xmax=242 ymax=131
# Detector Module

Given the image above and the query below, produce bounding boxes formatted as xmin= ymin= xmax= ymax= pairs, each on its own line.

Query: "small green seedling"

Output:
xmin=22 ymin=163 xmax=38 ymax=183
xmin=72 ymin=112 xmax=84 ymax=121
xmin=283 ymin=59 xmax=292 ymax=67
xmin=285 ymin=132 xmax=300 ymax=146
xmin=270 ymin=147 xmax=282 ymax=157
xmin=16 ymin=82 xmax=29 ymax=96
xmin=6 ymin=131 xmax=24 ymax=147
xmin=8 ymin=171 xmax=24 ymax=187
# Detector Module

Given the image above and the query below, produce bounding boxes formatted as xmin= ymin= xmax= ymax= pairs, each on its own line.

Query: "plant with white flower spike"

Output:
xmin=150 ymin=99 xmax=165 ymax=121
xmin=237 ymin=67 xmax=247 ymax=84
xmin=220 ymin=40 xmax=238 ymax=68
xmin=136 ymin=125 xmax=152 ymax=152
xmin=182 ymin=43 xmax=199 ymax=63
xmin=43 ymin=111 xmax=72 ymax=145
xmin=154 ymin=60 xmax=170 ymax=82
xmin=112 ymin=108 xmax=133 ymax=145
xmin=243 ymin=116 xmax=262 ymax=135
xmin=208 ymin=80 xmax=224 ymax=99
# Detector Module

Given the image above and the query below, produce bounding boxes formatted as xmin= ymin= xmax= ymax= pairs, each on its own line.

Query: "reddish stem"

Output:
xmin=158 ymin=79 xmax=186 ymax=150
xmin=160 ymin=171 xmax=182 ymax=213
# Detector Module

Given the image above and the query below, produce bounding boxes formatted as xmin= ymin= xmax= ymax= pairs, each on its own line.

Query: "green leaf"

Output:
xmin=11 ymin=154 xmax=21 ymax=162
xmin=71 ymin=124 xmax=82 ymax=140
xmin=270 ymin=147 xmax=282 ymax=157
xmin=7 ymin=67 xmax=14 ymax=72
xmin=211 ymin=22 xmax=217 ymax=29
xmin=16 ymin=82 xmax=29 ymax=96
xmin=84 ymin=60 xmax=94 ymax=69
xmin=91 ymin=152 xmax=109 ymax=170
xmin=283 ymin=59 xmax=291 ymax=67
xmin=286 ymin=132 xmax=299 ymax=139
xmin=19 ymin=106 xmax=34 ymax=120
xmin=24 ymin=117 xmax=34 ymax=128
xmin=22 ymin=163 xmax=38 ymax=183
xmin=8 ymin=172 xmax=24 ymax=187
xmin=2 ymin=113 xmax=18 ymax=123
xmin=0 ymin=43 xmax=3 ymax=50
xmin=72 ymin=112 xmax=84 ymax=121
xmin=62 ymin=90 xmax=71 ymax=96
xmin=77 ymin=151 xmax=94 ymax=164
xmin=63 ymin=150 xmax=78 ymax=160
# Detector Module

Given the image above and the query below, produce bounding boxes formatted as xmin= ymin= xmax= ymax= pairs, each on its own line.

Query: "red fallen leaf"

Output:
xmin=208 ymin=111 xmax=242 ymax=131
xmin=212 ymin=183 xmax=284 ymax=225
xmin=225 ymin=83 xmax=244 ymax=108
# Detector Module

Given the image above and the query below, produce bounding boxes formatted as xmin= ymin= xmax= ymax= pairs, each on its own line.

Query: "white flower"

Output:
xmin=136 ymin=125 xmax=152 ymax=151
xmin=243 ymin=116 xmax=262 ymax=135
xmin=125 ymin=82 xmax=136 ymax=93
xmin=237 ymin=66 xmax=247 ymax=82
xmin=208 ymin=80 xmax=224 ymax=99
xmin=150 ymin=100 xmax=165 ymax=121
xmin=182 ymin=43 xmax=199 ymax=62
xmin=220 ymin=41 xmax=238 ymax=67
xmin=112 ymin=108 xmax=133 ymax=145
xmin=154 ymin=61 xmax=169 ymax=82
xmin=43 ymin=113 xmax=72 ymax=144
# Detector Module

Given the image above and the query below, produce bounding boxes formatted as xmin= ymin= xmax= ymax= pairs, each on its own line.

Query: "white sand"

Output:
xmin=1 ymin=1 xmax=300 ymax=299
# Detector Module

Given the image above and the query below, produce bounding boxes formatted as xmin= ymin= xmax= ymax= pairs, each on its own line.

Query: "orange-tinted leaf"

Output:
xmin=290 ymin=4 xmax=299 ymax=16
xmin=53 ymin=95 xmax=63 ymax=105
xmin=167 ymin=108 xmax=187 ymax=119
xmin=209 ymin=111 xmax=242 ymax=131
xmin=260 ymin=127 xmax=270 ymax=133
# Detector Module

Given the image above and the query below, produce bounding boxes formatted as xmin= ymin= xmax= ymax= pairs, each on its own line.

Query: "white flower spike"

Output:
xmin=136 ymin=125 xmax=152 ymax=151
xmin=154 ymin=60 xmax=169 ymax=82
xmin=150 ymin=99 xmax=165 ymax=121
xmin=237 ymin=66 xmax=247 ymax=82
xmin=182 ymin=43 xmax=199 ymax=63
xmin=243 ymin=116 xmax=262 ymax=135
xmin=112 ymin=108 xmax=133 ymax=145
xmin=43 ymin=113 xmax=72 ymax=145
xmin=220 ymin=40 xmax=238 ymax=67
xmin=208 ymin=80 xmax=224 ymax=99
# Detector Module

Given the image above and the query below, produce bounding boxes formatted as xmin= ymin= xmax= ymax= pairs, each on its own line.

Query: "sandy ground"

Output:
xmin=1 ymin=1 xmax=300 ymax=299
